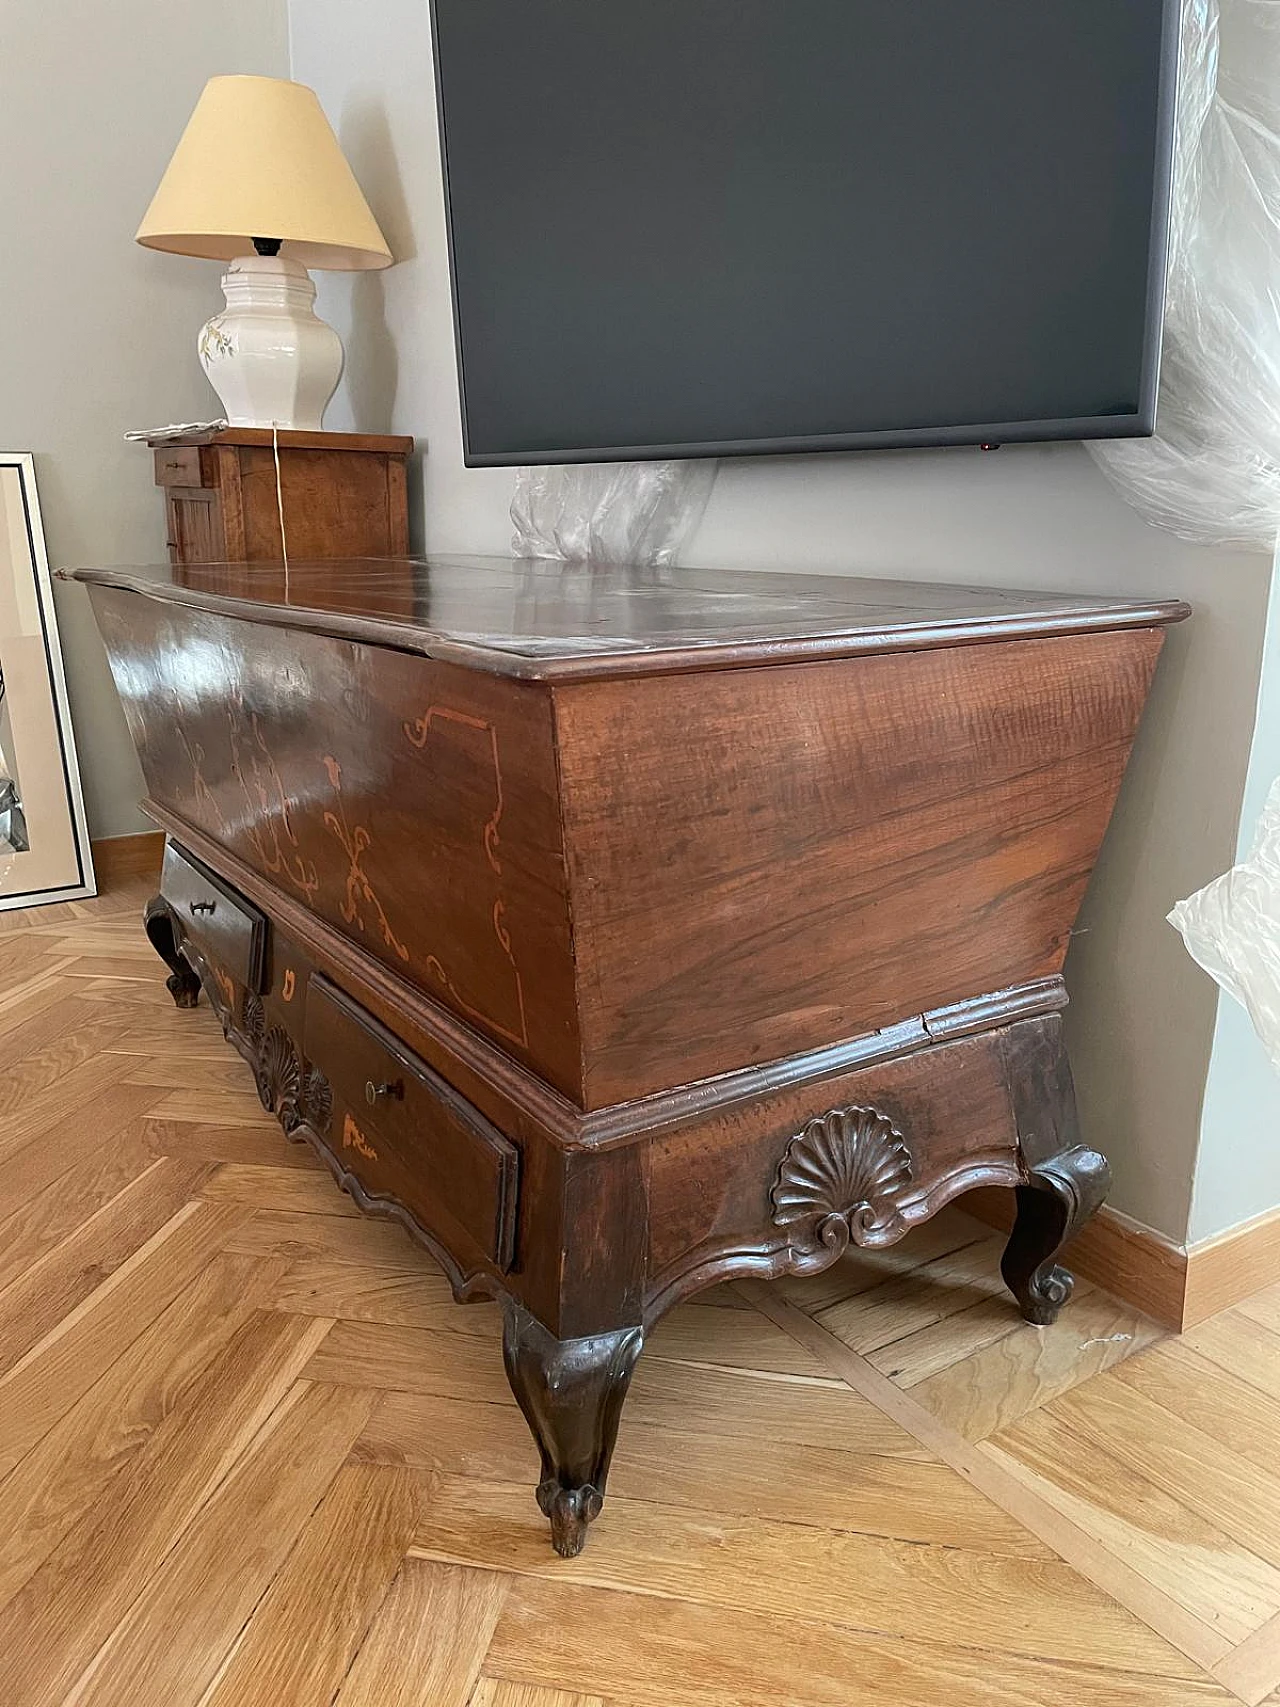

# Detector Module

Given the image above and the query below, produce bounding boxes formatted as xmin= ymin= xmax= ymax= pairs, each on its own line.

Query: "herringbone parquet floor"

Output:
xmin=3 ymin=866 xmax=1280 ymax=1705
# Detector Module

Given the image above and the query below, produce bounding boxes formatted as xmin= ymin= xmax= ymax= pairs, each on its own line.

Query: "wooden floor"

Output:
xmin=3 ymin=872 xmax=1280 ymax=1706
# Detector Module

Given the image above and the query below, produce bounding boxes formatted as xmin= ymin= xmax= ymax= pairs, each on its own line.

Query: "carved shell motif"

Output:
xmin=771 ymin=1105 xmax=913 ymax=1267
xmin=256 ymin=1026 xmax=303 ymax=1130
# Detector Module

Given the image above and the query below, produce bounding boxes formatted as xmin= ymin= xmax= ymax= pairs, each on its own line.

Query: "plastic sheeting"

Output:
xmin=510 ymin=460 xmax=716 ymax=568
xmin=1088 ymin=0 xmax=1280 ymax=550
xmin=1170 ymin=776 xmax=1280 ymax=1070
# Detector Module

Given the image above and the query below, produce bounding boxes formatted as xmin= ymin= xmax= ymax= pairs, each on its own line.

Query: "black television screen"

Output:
xmin=431 ymin=0 xmax=1178 ymax=466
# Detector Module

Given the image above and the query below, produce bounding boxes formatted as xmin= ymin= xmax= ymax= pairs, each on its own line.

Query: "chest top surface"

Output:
xmin=70 ymin=554 xmax=1188 ymax=680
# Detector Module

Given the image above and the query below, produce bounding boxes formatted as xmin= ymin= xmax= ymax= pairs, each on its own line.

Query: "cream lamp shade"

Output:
xmin=136 ymin=74 xmax=391 ymax=271
xmin=137 ymin=75 xmax=392 ymax=429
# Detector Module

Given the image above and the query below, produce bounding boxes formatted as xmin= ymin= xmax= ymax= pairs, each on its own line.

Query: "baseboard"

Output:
xmin=1183 ymin=1204 xmax=1280 ymax=1329
xmin=90 ymin=830 xmax=164 ymax=886
xmin=964 ymin=1186 xmax=1280 ymax=1331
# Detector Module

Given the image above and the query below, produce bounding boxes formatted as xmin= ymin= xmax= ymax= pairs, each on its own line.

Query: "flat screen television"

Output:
xmin=431 ymin=0 xmax=1178 ymax=467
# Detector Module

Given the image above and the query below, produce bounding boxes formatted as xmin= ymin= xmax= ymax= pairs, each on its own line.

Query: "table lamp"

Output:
xmin=136 ymin=75 xmax=392 ymax=431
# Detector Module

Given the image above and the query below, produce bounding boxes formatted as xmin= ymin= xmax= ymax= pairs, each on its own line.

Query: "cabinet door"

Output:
xmin=165 ymin=490 xmax=226 ymax=565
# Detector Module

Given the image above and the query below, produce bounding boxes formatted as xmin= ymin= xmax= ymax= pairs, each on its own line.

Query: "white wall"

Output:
xmin=1 ymin=0 xmax=290 ymax=838
xmin=291 ymin=0 xmax=1270 ymax=1241
xmin=1189 ymin=550 xmax=1280 ymax=1243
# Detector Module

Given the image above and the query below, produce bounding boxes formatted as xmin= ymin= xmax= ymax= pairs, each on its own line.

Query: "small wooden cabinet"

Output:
xmin=147 ymin=427 xmax=413 ymax=565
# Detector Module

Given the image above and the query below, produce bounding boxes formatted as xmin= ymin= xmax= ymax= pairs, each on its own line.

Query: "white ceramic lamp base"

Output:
xmin=197 ymin=253 xmax=343 ymax=431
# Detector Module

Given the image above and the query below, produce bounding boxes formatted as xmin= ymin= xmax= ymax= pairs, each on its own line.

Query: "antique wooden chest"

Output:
xmin=73 ymin=554 xmax=1187 ymax=1555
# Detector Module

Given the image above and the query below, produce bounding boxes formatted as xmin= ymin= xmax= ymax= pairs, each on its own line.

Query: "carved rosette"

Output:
xmin=242 ymin=990 xmax=266 ymax=1049
xmin=771 ymin=1104 xmax=913 ymax=1271
xmin=302 ymin=1066 xmax=333 ymax=1136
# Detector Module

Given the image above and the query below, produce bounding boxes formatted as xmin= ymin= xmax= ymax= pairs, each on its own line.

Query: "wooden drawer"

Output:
xmin=161 ymin=841 xmax=267 ymax=993
xmin=153 ymin=446 xmax=204 ymax=488
xmin=304 ymin=976 xmax=520 ymax=1271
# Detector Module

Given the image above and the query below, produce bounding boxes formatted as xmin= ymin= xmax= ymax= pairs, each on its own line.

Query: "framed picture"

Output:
xmin=0 ymin=454 xmax=94 ymax=911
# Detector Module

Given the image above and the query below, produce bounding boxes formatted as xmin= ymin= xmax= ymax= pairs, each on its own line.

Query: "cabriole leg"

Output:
xmin=1001 ymin=1147 xmax=1111 ymax=1325
xmin=999 ymin=1014 xmax=1110 ymax=1326
xmin=143 ymin=895 xmax=201 ymax=1010
xmin=501 ymin=1298 xmax=643 ymax=1558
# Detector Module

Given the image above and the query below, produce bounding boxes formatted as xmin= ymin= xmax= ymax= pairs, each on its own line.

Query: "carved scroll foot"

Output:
xmin=501 ymin=1299 xmax=643 ymax=1558
xmin=143 ymin=896 xmax=201 ymax=1010
xmin=1001 ymin=1146 xmax=1111 ymax=1325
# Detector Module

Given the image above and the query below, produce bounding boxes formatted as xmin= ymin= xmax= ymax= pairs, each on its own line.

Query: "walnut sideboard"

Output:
xmin=72 ymin=554 xmax=1188 ymax=1557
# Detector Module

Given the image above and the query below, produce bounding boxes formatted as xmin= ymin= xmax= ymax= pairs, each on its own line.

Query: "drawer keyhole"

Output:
xmin=365 ymin=1079 xmax=404 ymax=1106
xmin=189 ymin=900 xmax=217 ymax=916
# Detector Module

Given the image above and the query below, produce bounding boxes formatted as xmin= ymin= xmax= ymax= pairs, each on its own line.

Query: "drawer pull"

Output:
xmin=365 ymin=1078 xmax=405 ymax=1106
xmin=189 ymin=899 xmax=217 ymax=916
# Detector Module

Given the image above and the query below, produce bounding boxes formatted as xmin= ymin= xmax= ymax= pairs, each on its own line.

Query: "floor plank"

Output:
xmin=0 ymin=997 xmax=128 ymax=1097
xmin=989 ymin=1405 xmax=1280 ymax=1644
xmin=201 ymin=1160 xmax=365 ymax=1217
xmin=0 ymin=1047 xmax=141 ymax=1162
xmin=142 ymin=1114 xmax=326 ymax=1169
xmin=409 ymin=1475 xmax=1203 ymax=1677
xmin=1183 ymin=1311 xmax=1280 ymax=1405
xmin=0 ymin=1156 xmax=211 ymax=1376
xmin=65 ymin=1382 xmax=375 ymax=1707
xmin=1112 ymin=1337 xmax=1280 ymax=1481
xmin=0 ymin=1310 xmax=332 ymax=1707
xmin=470 ymin=1682 xmax=608 ymax=1707
xmin=226 ymin=1207 xmax=452 ymax=1269
xmin=333 ymin=1559 xmax=509 ymax=1707
xmin=0 ymin=1253 xmax=278 ymax=1607
xmin=744 ymin=1282 xmax=1230 ymax=1678
xmin=0 ymin=1200 xmax=250 ymax=1482
xmin=812 ymin=1234 xmax=1010 ymax=1352
xmin=356 ymin=1388 xmax=1049 ymax=1555
xmin=122 ymin=1056 xmax=277 ymax=1093
xmin=0 ymin=1119 xmax=161 ymax=1286
xmin=909 ymin=1287 xmax=1162 ymax=1441
xmin=484 ymin=1579 xmax=1234 ymax=1707
xmin=309 ymin=1319 xmax=927 ymax=1461
xmin=201 ymin=1462 xmax=423 ymax=1707
xmin=864 ymin=1290 xmax=1029 ymax=1386
xmin=1235 ymin=1279 xmax=1280 ymax=1340
xmin=0 ymin=1004 xmax=140 ymax=1117
xmin=776 ymin=1207 xmax=993 ymax=1313
xmin=273 ymin=1255 xmax=478 ymax=1327
xmin=1049 ymin=1373 xmax=1280 ymax=1572
xmin=145 ymin=1087 xmax=274 ymax=1125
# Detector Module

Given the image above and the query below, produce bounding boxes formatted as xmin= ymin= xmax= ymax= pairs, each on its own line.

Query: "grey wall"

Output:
xmin=290 ymin=0 xmax=1269 ymax=1241
xmin=1 ymin=0 xmax=290 ymax=838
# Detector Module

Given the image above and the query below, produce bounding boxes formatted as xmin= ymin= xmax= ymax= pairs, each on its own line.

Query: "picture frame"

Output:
xmin=0 ymin=454 xmax=95 ymax=911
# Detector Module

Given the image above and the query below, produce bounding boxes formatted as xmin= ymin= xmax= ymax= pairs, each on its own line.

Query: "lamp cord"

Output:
xmin=271 ymin=422 xmax=289 ymax=592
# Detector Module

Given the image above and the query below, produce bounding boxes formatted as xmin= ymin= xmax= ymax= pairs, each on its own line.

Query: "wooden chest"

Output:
xmin=74 ymin=553 xmax=1187 ymax=1556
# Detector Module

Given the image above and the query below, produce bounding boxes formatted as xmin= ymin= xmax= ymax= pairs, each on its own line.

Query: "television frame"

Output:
xmin=431 ymin=0 xmax=1181 ymax=468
